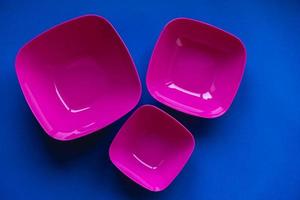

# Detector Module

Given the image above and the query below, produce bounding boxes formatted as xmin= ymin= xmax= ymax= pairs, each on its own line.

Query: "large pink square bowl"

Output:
xmin=109 ymin=105 xmax=195 ymax=191
xmin=15 ymin=15 xmax=141 ymax=141
xmin=147 ymin=18 xmax=246 ymax=118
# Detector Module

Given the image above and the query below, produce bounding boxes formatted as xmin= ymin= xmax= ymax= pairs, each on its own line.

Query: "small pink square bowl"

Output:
xmin=15 ymin=15 xmax=141 ymax=141
xmin=109 ymin=105 xmax=195 ymax=191
xmin=146 ymin=18 xmax=246 ymax=118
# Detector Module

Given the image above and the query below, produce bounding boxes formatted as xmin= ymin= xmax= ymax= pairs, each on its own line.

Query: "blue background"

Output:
xmin=1 ymin=0 xmax=300 ymax=199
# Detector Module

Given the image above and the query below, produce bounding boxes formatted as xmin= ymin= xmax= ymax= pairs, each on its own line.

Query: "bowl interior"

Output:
xmin=109 ymin=105 xmax=195 ymax=191
xmin=15 ymin=15 xmax=141 ymax=140
xmin=147 ymin=18 xmax=246 ymax=118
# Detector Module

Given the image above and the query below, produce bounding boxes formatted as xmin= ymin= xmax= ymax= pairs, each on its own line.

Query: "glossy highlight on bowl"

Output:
xmin=15 ymin=15 xmax=141 ymax=141
xmin=147 ymin=18 xmax=246 ymax=118
xmin=109 ymin=105 xmax=195 ymax=191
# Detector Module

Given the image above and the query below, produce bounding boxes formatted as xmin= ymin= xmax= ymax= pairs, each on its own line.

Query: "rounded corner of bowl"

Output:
xmin=141 ymin=104 xmax=162 ymax=114
xmin=79 ymin=13 xmax=102 ymax=18
xmin=15 ymin=40 xmax=34 ymax=74
xmin=230 ymin=34 xmax=247 ymax=64
xmin=166 ymin=17 xmax=182 ymax=24
xmin=239 ymin=39 xmax=247 ymax=55
xmin=208 ymin=106 xmax=230 ymax=119
xmin=134 ymin=175 xmax=169 ymax=192
xmin=14 ymin=55 xmax=22 ymax=76
xmin=148 ymin=184 xmax=168 ymax=192
xmin=15 ymin=47 xmax=24 ymax=68
xmin=165 ymin=17 xmax=190 ymax=26
xmin=178 ymin=121 xmax=195 ymax=150
xmin=44 ymin=129 xmax=67 ymax=141
xmin=44 ymin=130 xmax=67 ymax=142
xmin=49 ymin=135 xmax=70 ymax=142
xmin=69 ymin=14 xmax=107 ymax=23
xmin=42 ymin=125 xmax=94 ymax=141
xmin=47 ymin=131 xmax=82 ymax=142
xmin=138 ymin=104 xmax=151 ymax=110
xmin=160 ymin=17 xmax=190 ymax=36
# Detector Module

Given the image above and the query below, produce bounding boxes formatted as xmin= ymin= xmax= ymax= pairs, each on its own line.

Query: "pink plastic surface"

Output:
xmin=147 ymin=18 xmax=246 ymax=118
xmin=15 ymin=15 xmax=141 ymax=141
xmin=109 ymin=105 xmax=195 ymax=192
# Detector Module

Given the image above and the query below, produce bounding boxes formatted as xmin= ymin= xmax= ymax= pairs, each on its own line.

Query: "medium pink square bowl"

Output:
xmin=15 ymin=15 xmax=141 ymax=141
xmin=109 ymin=105 xmax=195 ymax=191
xmin=147 ymin=18 xmax=246 ymax=118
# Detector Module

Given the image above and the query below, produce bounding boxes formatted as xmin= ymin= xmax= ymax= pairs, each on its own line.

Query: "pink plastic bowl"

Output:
xmin=15 ymin=15 xmax=141 ymax=141
xmin=147 ymin=18 xmax=246 ymax=118
xmin=109 ymin=105 xmax=195 ymax=191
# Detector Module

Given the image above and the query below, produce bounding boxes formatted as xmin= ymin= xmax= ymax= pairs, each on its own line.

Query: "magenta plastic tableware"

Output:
xmin=109 ymin=105 xmax=195 ymax=191
xmin=147 ymin=18 xmax=246 ymax=118
xmin=15 ymin=15 xmax=141 ymax=141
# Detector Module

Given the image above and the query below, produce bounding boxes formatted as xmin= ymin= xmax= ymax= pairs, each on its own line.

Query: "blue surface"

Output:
xmin=1 ymin=0 xmax=300 ymax=199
